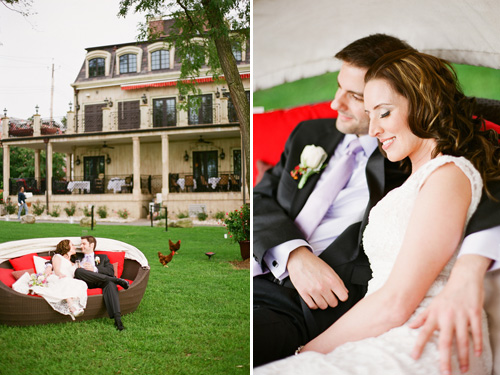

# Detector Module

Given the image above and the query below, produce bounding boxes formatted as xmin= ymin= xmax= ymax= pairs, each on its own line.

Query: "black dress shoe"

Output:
xmin=114 ymin=319 xmax=125 ymax=331
xmin=115 ymin=278 xmax=129 ymax=290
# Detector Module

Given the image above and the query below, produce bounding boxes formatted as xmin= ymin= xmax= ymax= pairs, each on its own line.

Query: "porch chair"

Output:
xmin=218 ymin=174 xmax=230 ymax=191
xmin=184 ymin=175 xmax=195 ymax=192
xmin=121 ymin=176 xmax=133 ymax=193
xmin=169 ymin=174 xmax=180 ymax=193
xmin=94 ymin=173 xmax=105 ymax=194
xmin=199 ymin=175 xmax=209 ymax=191
xmin=230 ymin=174 xmax=240 ymax=191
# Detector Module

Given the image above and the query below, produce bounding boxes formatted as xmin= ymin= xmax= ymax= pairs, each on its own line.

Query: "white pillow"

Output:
xmin=12 ymin=272 xmax=30 ymax=295
xmin=33 ymin=255 xmax=48 ymax=274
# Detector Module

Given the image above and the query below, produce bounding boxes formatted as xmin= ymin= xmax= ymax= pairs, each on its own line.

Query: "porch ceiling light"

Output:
xmin=106 ymin=155 xmax=111 ymax=164
xmin=75 ymin=156 xmax=81 ymax=166
xmin=215 ymin=88 xmax=220 ymax=98
xmin=220 ymin=149 xmax=225 ymax=160
xmin=184 ymin=151 xmax=189 ymax=162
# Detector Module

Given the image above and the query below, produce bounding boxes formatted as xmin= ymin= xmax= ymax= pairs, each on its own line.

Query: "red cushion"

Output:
xmin=253 ymin=102 xmax=337 ymax=186
xmin=484 ymin=119 xmax=500 ymax=134
xmin=9 ymin=253 xmax=37 ymax=271
xmin=85 ymin=279 xmax=132 ymax=295
xmin=0 ymin=269 xmax=16 ymax=288
xmin=95 ymin=251 xmax=125 ymax=278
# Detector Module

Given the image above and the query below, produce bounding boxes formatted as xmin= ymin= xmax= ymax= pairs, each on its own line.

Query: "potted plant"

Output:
xmin=64 ymin=202 xmax=76 ymax=223
xmin=223 ymin=203 xmax=250 ymax=260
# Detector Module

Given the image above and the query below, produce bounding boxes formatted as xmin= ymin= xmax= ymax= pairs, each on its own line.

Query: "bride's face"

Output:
xmin=365 ymin=78 xmax=434 ymax=167
xmin=68 ymin=243 xmax=76 ymax=256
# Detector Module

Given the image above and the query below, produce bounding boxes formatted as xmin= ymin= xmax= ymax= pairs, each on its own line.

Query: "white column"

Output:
xmin=66 ymin=111 xmax=75 ymax=134
xmin=34 ymin=150 xmax=41 ymax=191
xmin=2 ymin=116 xmax=9 ymax=138
xmin=47 ymin=141 xmax=53 ymax=196
xmin=102 ymin=107 xmax=111 ymax=132
xmin=132 ymin=137 xmax=141 ymax=196
xmin=3 ymin=144 xmax=10 ymax=198
xmin=161 ymin=134 xmax=169 ymax=196
xmin=65 ymin=153 xmax=71 ymax=180
xmin=220 ymin=96 xmax=229 ymax=123
xmin=33 ymin=114 xmax=41 ymax=137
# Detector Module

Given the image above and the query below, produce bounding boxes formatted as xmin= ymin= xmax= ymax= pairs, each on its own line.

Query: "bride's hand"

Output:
xmin=287 ymin=246 xmax=348 ymax=310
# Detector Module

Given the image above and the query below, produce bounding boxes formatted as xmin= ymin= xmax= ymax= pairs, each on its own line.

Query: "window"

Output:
xmin=193 ymin=151 xmax=218 ymax=187
xmin=151 ymin=50 xmax=170 ymax=70
xmin=188 ymin=94 xmax=213 ymax=125
xmin=84 ymin=103 xmax=105 ymax=132
xmin=233 ymin=149 xmax=241 ymax=177
xmin=153 ymin=98 xmax=176 ymax=127
xmin=232 ymin=43 xmax=242 ymax=62
xmin=89 ymin=58 xmax=105 ymax=77
xmin=119 ymin=54 xmax=137 ymax=74
xmin=225 ymin=91 xmax=250 ymax=123
xmin=118 ymin=101 xmax=140 ymax=130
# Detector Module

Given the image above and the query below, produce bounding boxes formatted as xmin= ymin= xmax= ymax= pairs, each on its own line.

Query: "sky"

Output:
xmin=0 ymin=0 xmax=146 ymax=121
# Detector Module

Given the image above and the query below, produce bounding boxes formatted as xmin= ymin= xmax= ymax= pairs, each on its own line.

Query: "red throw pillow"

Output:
xmin=9 ymin=253 xmax=37 ymax=271
xmin=0 ymin=269 xmax=16 ymax=288
xmin=95 ymin=251 xmax=125 ymax=278
xmin=12 ymin=269 xmax=35 ymax=280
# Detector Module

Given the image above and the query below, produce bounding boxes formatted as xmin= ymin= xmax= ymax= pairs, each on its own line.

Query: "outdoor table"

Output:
xmin=107 ymin=178 xmax=126 ymax=193
xmin=208 ymin=177 xmax=220 ymax=189
xmin=67 ymin=181 xmax=90 ymax=193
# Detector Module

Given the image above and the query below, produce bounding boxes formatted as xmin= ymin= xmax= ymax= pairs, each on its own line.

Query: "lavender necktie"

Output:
xmin=294 ymin=138 xmax=363 ymax=240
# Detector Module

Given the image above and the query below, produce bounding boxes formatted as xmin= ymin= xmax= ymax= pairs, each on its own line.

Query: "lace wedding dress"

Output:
xmin=255 ymin=156 xmax=492 ymax=375
xmin=14 ymin=254 xmax=88 ymax=317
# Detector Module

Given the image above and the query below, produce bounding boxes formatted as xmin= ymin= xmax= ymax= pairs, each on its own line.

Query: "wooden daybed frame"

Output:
xmin=0 ymin=238 xmax=150 ymax=326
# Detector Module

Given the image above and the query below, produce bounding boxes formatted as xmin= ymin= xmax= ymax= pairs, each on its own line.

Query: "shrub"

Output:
xmin=49 ymin=205 xmax=60 ymax=217
xmin=197 ymin=208 xmax=208 ymax=221
xmin=5 ymin=198 xmax=17 ymax=214
xmin=215 ymin=211 xmax=225 ymax=220
xmin=32 ymin=200 xmax=46 ymax=216
xmin=83 ymin=205 xmax=92 ymax=217
xmin=117 ymin=209 xmax=129 ymax=219
xmin=223 ymin=204 xmax=250 ymax=243
xmin=97 ymin=206 xmax=108 ymax=218
xmin=64 ymin=202 xmax=76 ymax=216
xmin=177 ymin=211 xmax=189 ymax=219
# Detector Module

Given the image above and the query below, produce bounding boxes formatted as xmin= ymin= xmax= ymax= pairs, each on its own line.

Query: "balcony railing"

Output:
xmin=169 ymin=172 xmax=241 ymax=193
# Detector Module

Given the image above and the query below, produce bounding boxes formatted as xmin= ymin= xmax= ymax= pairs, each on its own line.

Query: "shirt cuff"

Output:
xmin=263 ymin=239 xmax=312 ymax=280
xmin=459 ymin=227 xmax=500 ymax=271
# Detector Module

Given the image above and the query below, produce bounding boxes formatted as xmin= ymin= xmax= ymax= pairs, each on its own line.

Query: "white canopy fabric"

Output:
xmin=0 ymin=237 xmax=149 ymax=268
xmin=253 ymin=0 xmax=500 ymax=91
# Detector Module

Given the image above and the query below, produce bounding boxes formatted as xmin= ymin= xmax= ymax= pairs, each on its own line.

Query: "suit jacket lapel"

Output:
xmin=289 ymin=129 xmax=345 ymax=218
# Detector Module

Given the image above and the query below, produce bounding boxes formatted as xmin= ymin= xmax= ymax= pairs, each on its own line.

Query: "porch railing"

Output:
xmin=168 ymin=171 xmax=241 ymax=193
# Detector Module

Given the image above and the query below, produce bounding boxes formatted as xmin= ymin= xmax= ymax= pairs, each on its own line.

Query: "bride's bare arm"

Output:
xmin=302 ymin=163 xmax=472 ymax=354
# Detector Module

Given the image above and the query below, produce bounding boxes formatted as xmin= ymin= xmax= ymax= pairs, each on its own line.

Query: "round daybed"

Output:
xmin=0 ymin=237 xmax=150 ymax=326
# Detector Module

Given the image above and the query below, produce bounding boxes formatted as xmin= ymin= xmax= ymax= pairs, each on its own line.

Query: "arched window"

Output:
xmin=119 ymin=54 xmax=137 ymax=74
xmin=151 ymin=50 xmax=170 ymax=70
xmin=89 ymin=58 xmax=105 ymax=77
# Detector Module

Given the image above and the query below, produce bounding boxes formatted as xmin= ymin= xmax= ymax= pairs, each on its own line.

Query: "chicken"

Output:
xmin=158 ymin=240 xmax=180 ymax=267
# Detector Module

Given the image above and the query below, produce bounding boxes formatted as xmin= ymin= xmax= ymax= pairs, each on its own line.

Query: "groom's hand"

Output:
xmin=287 ymin=246 xmax=348 ymax=310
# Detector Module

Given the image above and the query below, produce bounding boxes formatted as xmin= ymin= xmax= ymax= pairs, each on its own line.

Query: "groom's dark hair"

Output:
xmin=335 ymin=33 xmax=415 ymax=69
xmin=81 ymin=235 xmax=97 ymax=251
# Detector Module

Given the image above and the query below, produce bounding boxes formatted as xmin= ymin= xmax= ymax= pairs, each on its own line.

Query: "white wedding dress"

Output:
xmin=255 ymin=156 xmax=492 ymax=375
xmin=14 ymin=254 xmax=88 ymax=317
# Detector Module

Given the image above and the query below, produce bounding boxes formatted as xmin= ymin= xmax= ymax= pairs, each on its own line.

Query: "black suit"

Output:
xmin=253 ymin=118 xmax=500 ymax=366
xmin=73 ymin=253 xmax=122 ymax=319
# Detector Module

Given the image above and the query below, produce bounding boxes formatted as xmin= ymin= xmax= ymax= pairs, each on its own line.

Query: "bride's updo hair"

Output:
xmin=365 ymin=49 xmax=500 ymax=197
xmin=55 ymin=240 xmax=72 ymax=256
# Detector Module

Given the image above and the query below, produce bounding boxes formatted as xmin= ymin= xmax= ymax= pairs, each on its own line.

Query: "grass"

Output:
xmin=0 ymin=222 xmax=250 ymax=375
xmin=253 ymin=63 xmax=500 ymax=112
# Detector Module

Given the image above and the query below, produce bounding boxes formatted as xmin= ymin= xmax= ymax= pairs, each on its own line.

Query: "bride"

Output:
xmin=255 ymin=50 xmax=499 ymax=374
xmin=14 ymin=239 xmax=88 ymax=319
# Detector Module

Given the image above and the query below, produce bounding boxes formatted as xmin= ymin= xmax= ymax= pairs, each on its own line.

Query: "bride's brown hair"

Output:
xmin=55 ymin=240 xmax=71 ymax=256
xmin=365 ymin=49 xmax=500 ymax=198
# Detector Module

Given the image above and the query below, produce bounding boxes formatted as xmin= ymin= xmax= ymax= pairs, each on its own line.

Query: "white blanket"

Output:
xmin=0 ymin=237 xmax=149 ymax=268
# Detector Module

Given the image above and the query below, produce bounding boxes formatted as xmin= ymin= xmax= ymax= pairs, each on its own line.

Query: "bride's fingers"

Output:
xmin=438 ymin=322 xmax=454 ymax=375
xmin=408 ymin=309 xmax=428 ymax=329
xmin=411 ymin=315 xmax=435 ymax=360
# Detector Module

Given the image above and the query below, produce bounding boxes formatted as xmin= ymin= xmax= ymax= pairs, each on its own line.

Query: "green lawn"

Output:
xmin=0 ymin=222 xmax=250 ymax=375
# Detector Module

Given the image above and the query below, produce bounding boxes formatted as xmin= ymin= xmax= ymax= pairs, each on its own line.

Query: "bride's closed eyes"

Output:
xmin=380 ymin=110 xmax=390 ymax=119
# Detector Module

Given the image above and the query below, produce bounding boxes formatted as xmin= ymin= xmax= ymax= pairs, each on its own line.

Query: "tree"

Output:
xmin=0 ymin=0 xmax=34 ymax=16
xmin=118 ymin=0 xmax=250 ymax=192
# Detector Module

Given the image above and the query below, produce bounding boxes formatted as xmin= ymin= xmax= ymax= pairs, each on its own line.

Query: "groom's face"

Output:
xmin=81 ymin=239 xmax=93 ymax=254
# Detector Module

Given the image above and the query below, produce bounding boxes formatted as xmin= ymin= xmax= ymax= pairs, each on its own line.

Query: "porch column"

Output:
xmin=2 ymin=115 xmax=9 ymax=138
xmin=132 ymin=137 xmax=141 ymax=196
xmin=140 ymin=103 xmax=149 ymax=129
xmin=3 ymin=144 xmax=10 ymax=198
xmin=65 ymin=153 xmax=71 ymax=180
xmin=34 ymin=150 xmax=41 ymax=191
xmin=33 ymin=114 xmax=41 ymax=137
xmin=46 ymin=140 xmax=53 ymax=196
xmin=220 ymin=95 xmax=229 ymax=123
xmin=66 ymin=110 xmax=75 ymax=134
xmin=161 ymin=134 xmax=169 ymax=196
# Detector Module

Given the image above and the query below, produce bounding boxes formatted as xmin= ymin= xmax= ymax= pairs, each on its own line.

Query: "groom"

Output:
xmin=74 ymin=235 xmax=130 ymax=330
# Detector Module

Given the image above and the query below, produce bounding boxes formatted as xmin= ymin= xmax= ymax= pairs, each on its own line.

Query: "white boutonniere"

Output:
xmin=95 ymin=256 xmax=100 ymax=265
xmin=290 ymin=145 xmax=327 ymax=189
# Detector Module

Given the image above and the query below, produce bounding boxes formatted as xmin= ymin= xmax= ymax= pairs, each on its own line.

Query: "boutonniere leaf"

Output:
xmin=290 ymin=145 xmax=327 ymax=189
xmin=95 ymin=256 xmax=100 ymax=265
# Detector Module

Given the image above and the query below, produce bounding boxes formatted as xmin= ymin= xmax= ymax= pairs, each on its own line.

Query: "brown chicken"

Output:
xmin=158 ymin=239 xmax=180 ymax=267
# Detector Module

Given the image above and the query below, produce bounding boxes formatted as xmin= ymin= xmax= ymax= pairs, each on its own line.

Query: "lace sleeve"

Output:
xmin=416 ymin=155 xmax=483 ymax=222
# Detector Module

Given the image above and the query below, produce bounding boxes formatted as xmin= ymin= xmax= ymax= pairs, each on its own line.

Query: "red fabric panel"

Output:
xmin=95 ymin=251 xmax=125 ymax=278
xmin=253 ymin=102 xmax=337 ymax=186
xmin=0 ymin=269 xmax=16 ymax=288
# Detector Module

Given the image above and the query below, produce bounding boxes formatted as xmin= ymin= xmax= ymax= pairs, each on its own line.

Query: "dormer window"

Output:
xmin=120 ymin=54 xmax=137 ymax=74
xmin=151 ymin=50 xmax=170 ymax=70
xmin=89 ymin=58 xmax=105 ymax=77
